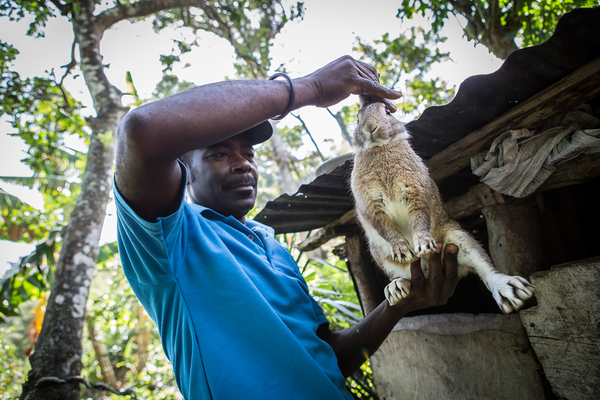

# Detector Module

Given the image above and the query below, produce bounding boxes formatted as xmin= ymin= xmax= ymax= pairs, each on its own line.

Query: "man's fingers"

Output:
xmin=426 ymin=245 xmax=446 ymax=294
xmin=353 ymin=59 xmax=402 ymax=110
xmin=443 ymin=244 xmax=459 ymax=277
xmin=442 ymin=244 xmax=460 ymax=296
xmin=310 ymin=56 xmax=402 ymax=109
xmin=409 ymin=258 xmax=425 ymax=287
xmin=382 ymin=98 xmax=399 ymax=113
xmin=355 ymin=59 xmax=379 ymax=81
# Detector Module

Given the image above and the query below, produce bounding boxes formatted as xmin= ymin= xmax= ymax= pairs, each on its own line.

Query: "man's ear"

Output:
xmin=179 ymin=150 xmax=195 ymax=186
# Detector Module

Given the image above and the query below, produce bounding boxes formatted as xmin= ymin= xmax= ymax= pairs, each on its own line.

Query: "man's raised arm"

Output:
xmin=114 ymin=56 xmax=402 ymax=222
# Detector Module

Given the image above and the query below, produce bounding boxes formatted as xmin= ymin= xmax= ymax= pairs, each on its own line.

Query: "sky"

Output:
xmin=0 ymin=0 xmax=504 ymax=273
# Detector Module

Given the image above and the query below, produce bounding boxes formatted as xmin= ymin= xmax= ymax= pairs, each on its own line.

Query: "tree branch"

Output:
xmin=291 ymin=112 xmax=325 ymax=162
xmin=326 ymin=108 xmax=353 ymax=146
xmin=95 ymin=0 xmax=199 ymax=31
xmin=49 ymin=0 xmax=70 ymax=16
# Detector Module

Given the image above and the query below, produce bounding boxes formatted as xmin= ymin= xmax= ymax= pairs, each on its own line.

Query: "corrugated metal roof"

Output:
xmin=255 ymin=7 xmax=600 ymax=234
xmin=257 ymin=159 xmax=355 ymax=234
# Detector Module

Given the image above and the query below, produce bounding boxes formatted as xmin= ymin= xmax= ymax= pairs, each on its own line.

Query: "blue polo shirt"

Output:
xmin=114 ymin=163 xmax=352 ymax=400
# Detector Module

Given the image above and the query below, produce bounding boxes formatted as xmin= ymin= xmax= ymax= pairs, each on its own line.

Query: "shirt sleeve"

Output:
xmin=113 ymin=161 xmax=188 ymax=286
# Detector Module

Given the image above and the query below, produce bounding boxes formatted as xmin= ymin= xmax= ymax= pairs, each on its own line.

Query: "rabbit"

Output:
xmin=350 ymin=95 xmax=535 ymax=313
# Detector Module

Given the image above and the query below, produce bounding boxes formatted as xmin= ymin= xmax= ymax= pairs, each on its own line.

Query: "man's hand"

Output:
xmin=402 ymin=244 xmax=460 ymax=313
xmin=297 ymin=56 xmax=402 ymax=112
xmin=322 ymin=243 xmax=460 ymax=377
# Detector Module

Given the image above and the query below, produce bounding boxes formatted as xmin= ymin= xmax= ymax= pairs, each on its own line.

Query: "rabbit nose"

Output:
xmin=363 ymin=123 xmax=379 ymax=141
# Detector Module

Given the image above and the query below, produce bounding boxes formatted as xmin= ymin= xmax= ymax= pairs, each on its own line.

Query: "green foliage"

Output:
xmin=0 ymin=324 xmax=29 ymax=399
xmin=1 ymin=243 xmax=183 ymax=399
xmin=82 ymin=256 xmax=182 ymax=399
xmin=0 ymin=191 xmax=51 ymax=242
xmin=151 ymin=0 xmax=305 ymax=78
xmin=356 ymin=29 xmax=449 ymax=88
xmin=0 ymin=0 xmax=56 ymax=36
xmin=151 ymin=74 xmax=196 ymax=99
xmin=0 ymin=230 xmax=59 ymax=321
xmin=355 ymin=27 xmax=455 ymax=118
xmin=347 ymin=362 xmax=379 ymax=400
xmin=9 ymin=82 xmax=88 ymax=178
xmin=0 ymin=33 xmax=87 ymax=250
xmin=1 ymin=41 xmax=53 ymax=117
xmin=1 ymin=39 xmax=88 ymax=181
xmin=1 ymin=38 xmax=88 ymax=243
xmin=512 ymin=0 xmax=600 ymax=48
xmin=397 ymin=0 xmax=599 ymax=58
xmin=401 ymin=75 xmax=454 ymax=115
xmin=278 ymin=124 xmax=303 ymax=151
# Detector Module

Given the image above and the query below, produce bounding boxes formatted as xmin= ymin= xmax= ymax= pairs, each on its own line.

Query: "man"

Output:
xmin=114 ymin=56 xmax=459 ymax=399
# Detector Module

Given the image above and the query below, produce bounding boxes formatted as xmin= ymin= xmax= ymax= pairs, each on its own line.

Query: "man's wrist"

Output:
xmin=383 ymin=296 xmax=423 ymax=321
xmin=290 ymin=76 xmax=320 ymax=109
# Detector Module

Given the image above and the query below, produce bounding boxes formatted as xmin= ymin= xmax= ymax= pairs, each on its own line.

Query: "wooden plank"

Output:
xmin=297 ymin=209 xmax=356 ymax=251
xmin=536 ymin=151 xmax=600 ymax=192
xmin=345 ymin=235 xmax=383 ymax=315
xmin=445 ymin=152 xmax=600 ymax=221
xmin=427 ymin=56 xmax=600 ymax=182
xmin=372 ymin=314 xmax=546 ymax=400
xmin=520 ymin=258 xmax=600 ymax=400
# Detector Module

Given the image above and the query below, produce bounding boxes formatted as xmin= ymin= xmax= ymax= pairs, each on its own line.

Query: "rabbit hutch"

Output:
xmin=255 ymin=8 xmax=600 ymax=400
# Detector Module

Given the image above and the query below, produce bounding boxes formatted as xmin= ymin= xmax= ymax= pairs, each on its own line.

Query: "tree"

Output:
xmin=1 ymin=1 xmax=302 ymax=399
xmin=397 ymin=0 xmax=599 ymax=59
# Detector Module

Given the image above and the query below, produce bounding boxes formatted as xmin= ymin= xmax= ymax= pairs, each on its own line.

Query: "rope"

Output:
xmin=24 ymin=375 xmax=137 ymax=400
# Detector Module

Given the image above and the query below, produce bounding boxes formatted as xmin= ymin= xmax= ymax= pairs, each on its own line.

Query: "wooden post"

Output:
xmin=482 ymin=204 xmax=547 ymax=278
xmin=344 ymin=235 xmax=384 ymax=315
xmin=520 ymin=258 xmax=600 ymax=400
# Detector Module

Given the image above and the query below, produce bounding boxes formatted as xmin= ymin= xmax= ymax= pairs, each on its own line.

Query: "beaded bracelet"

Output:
xmin=269 ymin=72 xmax=295 ymax=120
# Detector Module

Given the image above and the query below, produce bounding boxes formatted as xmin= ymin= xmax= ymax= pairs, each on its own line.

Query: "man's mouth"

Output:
xmin=222 ymin=176 xmax=256 ymax=192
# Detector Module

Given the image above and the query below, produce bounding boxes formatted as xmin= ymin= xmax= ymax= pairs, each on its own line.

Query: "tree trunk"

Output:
xmin=21 ymin=2 xmax=127 ymax=399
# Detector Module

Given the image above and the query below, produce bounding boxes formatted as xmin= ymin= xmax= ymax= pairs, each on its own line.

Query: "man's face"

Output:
xmin=187 ymin=133 xmax=258 ymax=222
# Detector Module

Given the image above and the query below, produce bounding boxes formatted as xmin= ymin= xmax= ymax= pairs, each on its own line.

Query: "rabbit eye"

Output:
xmin=385 ymin=108 xmax=391 ymax=115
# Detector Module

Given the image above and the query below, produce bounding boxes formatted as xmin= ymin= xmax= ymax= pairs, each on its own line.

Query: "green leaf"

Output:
xmin=97 ymin=241 xmax=119 ymax=265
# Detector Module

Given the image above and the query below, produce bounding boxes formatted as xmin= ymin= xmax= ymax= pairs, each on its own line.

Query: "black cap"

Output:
xmin=243 ymin=121 xmax=273 ymax=145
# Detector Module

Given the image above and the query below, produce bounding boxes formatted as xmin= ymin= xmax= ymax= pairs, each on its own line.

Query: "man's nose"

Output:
xmin=231 ymin=154 xmax=251 ymax=172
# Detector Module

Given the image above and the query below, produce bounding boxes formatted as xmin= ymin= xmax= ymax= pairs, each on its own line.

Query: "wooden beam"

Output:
xmin=427 ymin=56 xmax=600 ymax=182
xmin=536 ymin=151 xmax=600 ymax=192
xmin=296 ymin=209 xmax=356 ymax=252
xmin=445 ymin=152 xmax=600 ymax=221
xmin=345 ymin=235 xmax=384 ymax=315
